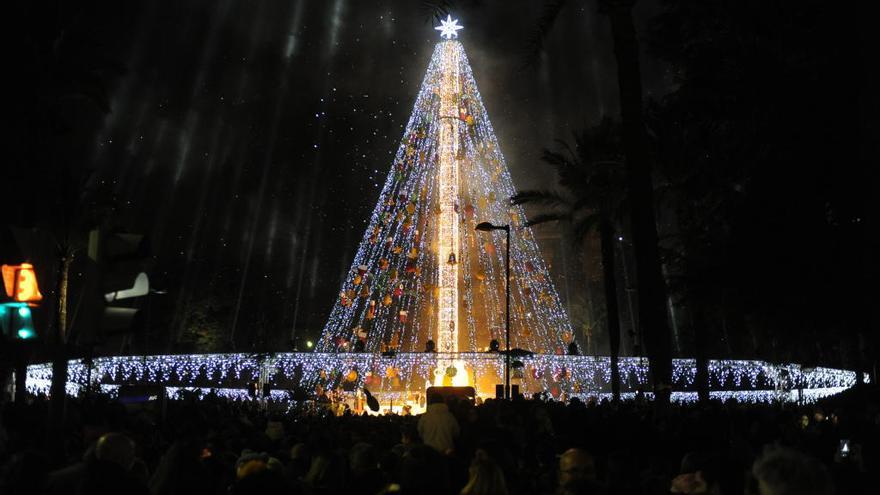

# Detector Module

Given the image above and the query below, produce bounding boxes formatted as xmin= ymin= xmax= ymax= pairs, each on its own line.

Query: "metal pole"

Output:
xmin=505 ymin=226 xmax=510 ymax=400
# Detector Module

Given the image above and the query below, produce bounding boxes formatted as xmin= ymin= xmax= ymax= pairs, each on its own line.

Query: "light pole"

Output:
xmin=475 ymin=221 xmax=511 ymax=399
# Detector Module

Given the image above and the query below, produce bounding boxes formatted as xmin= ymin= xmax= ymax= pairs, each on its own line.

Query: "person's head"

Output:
xmin=428 ymin=393 xmax=445 ymax=405
xmin=236 ymin=450 xmax=269 ymax=480
xmin=264 ymin=420 xmax=284 ymax=441
xmin=349 ymin=442 xmax=377 ymax=476
xmin=559 ymin=448 xmax=596 ymax=487
xmin=461 ymin=458 xmax=508 ymax=495
xmin=95 ymin=433 xmax=136 ymax=471
xmin=304 ymin=451 xmax=346 ymax=491
xmin=399 ymin=445 xmax=449 ymax=494
xmin=749 ymin=448 xmax=833 ymax=495
xmin=400 ymin=424 xmax=418 ymax=444
xmin=670 ymin=452 xmax=729 ymax=495
xmin=231 ymin=469 xmax=287 ymax=495
xmin=290 ymin=442 xmax=310 ymax=463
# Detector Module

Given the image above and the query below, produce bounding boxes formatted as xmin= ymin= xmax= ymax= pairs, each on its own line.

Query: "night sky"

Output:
xmin=37 ymin=0 xmax=667 ymax=349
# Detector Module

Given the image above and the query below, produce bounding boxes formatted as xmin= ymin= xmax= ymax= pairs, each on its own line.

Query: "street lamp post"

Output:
xmin=475 ymin=221 xmax=511 ymax=399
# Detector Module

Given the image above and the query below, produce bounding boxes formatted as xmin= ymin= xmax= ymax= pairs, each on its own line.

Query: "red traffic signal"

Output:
xmin=2 ymin=263 xmax=42 ymax=303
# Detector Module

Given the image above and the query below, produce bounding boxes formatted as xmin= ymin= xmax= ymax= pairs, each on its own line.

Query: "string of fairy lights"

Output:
xmin=316 ymin=36 xmax=574 ymax=371
xmin=23 ymin=353 xmax=867 ymax=405
xmin=20 ymin=24 xmax=864 ymax=407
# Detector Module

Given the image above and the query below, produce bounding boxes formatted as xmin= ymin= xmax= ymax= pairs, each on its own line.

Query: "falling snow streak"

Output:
xmin=228 ymin=1 xmax=305 ymax=347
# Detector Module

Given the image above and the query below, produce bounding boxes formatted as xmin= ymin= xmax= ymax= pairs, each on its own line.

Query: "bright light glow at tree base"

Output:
xmin=23 ymin=353 xmax=868 ymax=407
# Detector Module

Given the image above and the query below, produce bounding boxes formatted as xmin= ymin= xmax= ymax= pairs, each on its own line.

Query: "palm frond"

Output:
xmin=569 ymin=195 xmax=597 ymax=213
xmin=420 ymin=0 xmax=454 ymax=22
xmin=511 ymin=189 xmax=570 ymax=208
xmin=553 ymin=138 xmax=580 ymax=166
xmin=540 ymin=148 xmax=572 ymax=168
xmin=525 ymin=212 xmax=570 ymax=227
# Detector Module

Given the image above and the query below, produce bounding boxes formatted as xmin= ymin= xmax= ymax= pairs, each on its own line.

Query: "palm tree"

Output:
xmin=512 ymin=118 xmax=627 ymax=400
xmin=523 ymin=0 xmax=673 ymax=401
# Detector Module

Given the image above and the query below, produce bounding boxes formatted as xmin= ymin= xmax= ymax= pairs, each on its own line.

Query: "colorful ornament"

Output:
xmin=464 ymin=203 xmax=475 ymax=217
xmin=364 ymin=372 xmax=381 ymax=388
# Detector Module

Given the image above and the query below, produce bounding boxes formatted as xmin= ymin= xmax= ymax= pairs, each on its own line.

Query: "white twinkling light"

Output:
xmin=434 ymin=15 xmax=464 ymax=39
xmin=21 ymin=353 xmax=863 ymax=405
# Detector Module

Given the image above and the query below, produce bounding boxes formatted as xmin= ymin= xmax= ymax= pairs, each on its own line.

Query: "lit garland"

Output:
xmin=23 ymin=353 xmax=867 ymax=405
xmin=315 ymin=34 xmax=574 ymax=379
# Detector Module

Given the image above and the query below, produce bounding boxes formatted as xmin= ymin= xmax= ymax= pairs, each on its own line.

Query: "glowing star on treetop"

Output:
xmin=435 ymin=15 xmax=464 ymax=39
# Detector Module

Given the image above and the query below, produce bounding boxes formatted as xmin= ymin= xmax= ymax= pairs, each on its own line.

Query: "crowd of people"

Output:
xmin=0 ymin=385 xmax=876 ymax=494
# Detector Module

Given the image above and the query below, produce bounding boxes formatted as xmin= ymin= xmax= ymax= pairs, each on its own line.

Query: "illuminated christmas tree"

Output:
xmin=318 ymin=17 xmax=574 ymax=387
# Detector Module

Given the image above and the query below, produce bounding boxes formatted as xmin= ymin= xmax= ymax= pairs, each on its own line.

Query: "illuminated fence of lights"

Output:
xmin=23 ymin=353 xmax=868 ymax=404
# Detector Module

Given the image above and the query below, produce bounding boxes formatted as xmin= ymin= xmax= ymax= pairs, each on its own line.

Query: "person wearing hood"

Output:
xmin=418 ymin=394 xmax=460 ymax=455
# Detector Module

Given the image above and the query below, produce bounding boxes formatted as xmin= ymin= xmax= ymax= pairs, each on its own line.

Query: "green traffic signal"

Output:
xmin=17 ymin=328 xmax=36 ymax=339
xmin=1 ymin=302 xmax=38 ymax=340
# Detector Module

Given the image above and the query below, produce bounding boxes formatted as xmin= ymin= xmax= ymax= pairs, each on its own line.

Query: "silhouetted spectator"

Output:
xmin=303 ymin=450 xmax=346 ymax=494
xmin=78 ymin=433 xmax=150 ymax=495
xmin=461 ymin=458 xmax=508 ymax=495
xmin=349 ymin=442 xmax=386 ymax=494
xmin=557 ymin=448 xmax=603 ymax=494
xmin=749 ymin=447 xmax=834 ymax=495
xmin=418 ymin=394 xmax=460 ymax=455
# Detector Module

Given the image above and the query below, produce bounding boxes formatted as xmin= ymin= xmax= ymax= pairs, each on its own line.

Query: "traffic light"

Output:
xmin=0 ymin=302 xmax=38 ymax=340
xmin=1 ymin=263 xmax=43 ymax=303
xmin=1 ymin=263 xmax=42 ymax=341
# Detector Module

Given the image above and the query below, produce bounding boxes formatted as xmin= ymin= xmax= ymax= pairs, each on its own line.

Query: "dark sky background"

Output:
xmin=37 ymin=0 xmax=670 ymax=349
